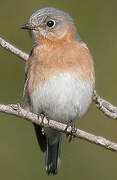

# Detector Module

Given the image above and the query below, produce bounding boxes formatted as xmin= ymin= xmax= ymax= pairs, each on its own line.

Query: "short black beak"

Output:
xmin=20 ymin=23 xmax=34 ymax=30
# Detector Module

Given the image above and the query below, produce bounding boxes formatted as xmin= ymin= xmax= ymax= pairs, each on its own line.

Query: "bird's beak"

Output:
xmin=20 ymin=23 xmax=35 ymax=30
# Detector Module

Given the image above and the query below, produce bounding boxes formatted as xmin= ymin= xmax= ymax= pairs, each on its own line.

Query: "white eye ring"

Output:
xmin=46 ymin=20 xmax=56 ymax=28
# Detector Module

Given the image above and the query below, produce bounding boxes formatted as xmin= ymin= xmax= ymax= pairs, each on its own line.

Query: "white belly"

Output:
xmin=31 ymin=73 xmax=93 ymax=123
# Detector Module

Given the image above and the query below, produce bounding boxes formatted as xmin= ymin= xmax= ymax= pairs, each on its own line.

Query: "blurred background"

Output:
xmin=0 ymin=0 xmax=117 ymax=179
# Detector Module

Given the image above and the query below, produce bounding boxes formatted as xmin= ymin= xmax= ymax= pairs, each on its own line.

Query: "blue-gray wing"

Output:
xmin=23 ymin=48 xmax=34 ymax=110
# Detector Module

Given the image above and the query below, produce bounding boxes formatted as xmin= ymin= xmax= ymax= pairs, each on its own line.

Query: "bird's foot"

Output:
xmin=38 ymin=113 xmax=49 ymax=126
xmin=65 ymin=121 xmax=77 ymax=142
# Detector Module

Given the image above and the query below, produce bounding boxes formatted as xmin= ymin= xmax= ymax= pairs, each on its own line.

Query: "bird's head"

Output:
xmin=21 ymin=7 xmax=80 ymax=45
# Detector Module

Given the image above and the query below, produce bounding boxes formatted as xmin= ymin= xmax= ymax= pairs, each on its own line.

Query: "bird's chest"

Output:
xmin=30 ymin=72 xmax=93 ymax=122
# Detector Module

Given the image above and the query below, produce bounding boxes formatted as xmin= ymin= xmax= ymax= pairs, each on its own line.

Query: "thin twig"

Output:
xmin=93 ymin=90 xmax=117 ymax=119
xmin=0 ymin=103 xmax=117 ymax=153
xmin=0 ymin=37 xmax=28 ymax=61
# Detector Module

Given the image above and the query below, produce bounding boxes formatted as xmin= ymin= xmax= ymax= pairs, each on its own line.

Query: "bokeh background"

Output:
xmin=0 ymin=0 xmax=117 ymax=179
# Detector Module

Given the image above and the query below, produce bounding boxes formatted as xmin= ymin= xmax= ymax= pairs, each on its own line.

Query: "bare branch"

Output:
xmin=93 ymin=91 xmax=117 ymax=119
xmin=0 ymin=37 xmax=28 ymax=61
xmin=0 ymin=103 xmax=117 ymax=153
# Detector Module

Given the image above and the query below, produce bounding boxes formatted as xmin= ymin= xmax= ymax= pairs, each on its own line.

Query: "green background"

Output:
xmin=0 ymin=0 xmax=117 ymax=179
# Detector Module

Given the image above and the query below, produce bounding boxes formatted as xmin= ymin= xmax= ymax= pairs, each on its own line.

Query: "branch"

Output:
xmin=93 ymin=90 xmax=117 ymax=119
xmin=1 ymin=36 xmax=117 ymax=153
xmin=0 ymin=37 xmax=28 ymax=61
xmin=0 ymin=103 xmax=117 ymax=153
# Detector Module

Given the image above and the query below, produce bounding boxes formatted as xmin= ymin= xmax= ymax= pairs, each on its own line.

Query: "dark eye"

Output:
xmin=47 ymin=20 xmax=55 ymax=27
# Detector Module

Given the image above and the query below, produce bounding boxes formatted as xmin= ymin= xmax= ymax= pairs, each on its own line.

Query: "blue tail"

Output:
xmin=45 ymin=135 xmax=62 ymax=175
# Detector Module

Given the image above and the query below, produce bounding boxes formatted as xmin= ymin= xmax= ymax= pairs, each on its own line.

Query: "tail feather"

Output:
xmin=45 ymin=135 xmax=62 ymax=175
xmin=33 ymin=123 xmax=47 ymax=152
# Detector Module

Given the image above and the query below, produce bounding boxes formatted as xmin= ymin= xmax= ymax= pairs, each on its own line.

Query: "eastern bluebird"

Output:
xmin=21 ymin=7 xmax=95 ymax=175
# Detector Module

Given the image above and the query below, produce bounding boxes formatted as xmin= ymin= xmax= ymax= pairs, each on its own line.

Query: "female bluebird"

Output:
xmin=21 ymin=7 xmax=95 ymax=175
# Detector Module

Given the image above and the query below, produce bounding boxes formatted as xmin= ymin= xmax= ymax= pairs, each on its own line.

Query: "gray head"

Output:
xmin=21 ymin=7 xmax=81 ymax=44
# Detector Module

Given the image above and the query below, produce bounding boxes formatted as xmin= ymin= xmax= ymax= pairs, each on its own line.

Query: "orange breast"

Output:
xmin=25 ymin=40 xmax=95 ymax=95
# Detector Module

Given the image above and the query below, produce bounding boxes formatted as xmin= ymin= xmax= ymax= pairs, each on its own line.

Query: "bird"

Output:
xmin=21 ymin=7 xmax=95 ymax=175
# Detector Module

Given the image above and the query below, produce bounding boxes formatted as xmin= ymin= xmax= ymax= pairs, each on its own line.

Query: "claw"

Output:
xmin=38 ymin=113 xmax=49 ymax=126
xmin=64 ymin=121 xmax=77 ymax=142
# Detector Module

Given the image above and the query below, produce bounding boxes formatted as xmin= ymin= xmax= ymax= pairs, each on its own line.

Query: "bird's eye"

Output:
xmin=46 ymin=20 xmax=55 ymax=28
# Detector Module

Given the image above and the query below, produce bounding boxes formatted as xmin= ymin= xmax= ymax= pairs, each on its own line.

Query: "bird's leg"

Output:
xmin=37 ymin=113 xmax=49 ymax=135
xmin=64 ymin=120 xmax=77 ymax=142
